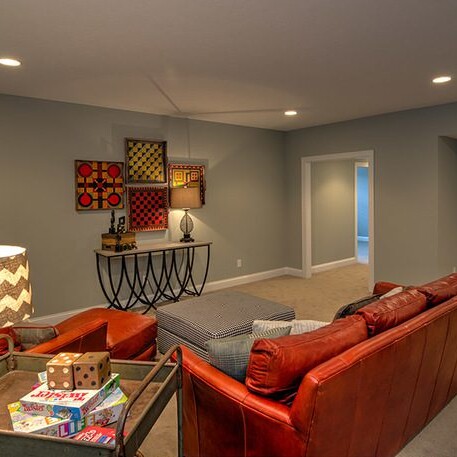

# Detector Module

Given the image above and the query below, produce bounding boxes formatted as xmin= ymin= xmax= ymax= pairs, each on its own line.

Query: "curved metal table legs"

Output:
xmin=96 ymin=243 xmax=211 ymax=311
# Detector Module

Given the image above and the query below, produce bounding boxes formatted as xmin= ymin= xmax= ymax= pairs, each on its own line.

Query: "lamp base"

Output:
xmin=180 ymin=234 xmax=195 ymax=243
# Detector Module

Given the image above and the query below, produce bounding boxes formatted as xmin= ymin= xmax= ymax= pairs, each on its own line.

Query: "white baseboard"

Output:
xmin=283 ymin=267 xmax=305 ymax=277
xmin=203 ymin=267 xmax=302 ymax=293
xmin=29 ymin=305 xmax=96 ymax=325
xmin=311 ymin=257 xmax=357 ymax=274
xmin=357 ymin=236 xmax=369 ymax=242
xmin=30 ymin=266 xmax=304 ymax=324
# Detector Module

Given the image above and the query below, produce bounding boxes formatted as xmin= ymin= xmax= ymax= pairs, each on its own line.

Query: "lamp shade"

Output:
xmin=0 ymin=246 xmax=32 ymax=327
xmin=170 ymin=187 xmax=202 ymax=209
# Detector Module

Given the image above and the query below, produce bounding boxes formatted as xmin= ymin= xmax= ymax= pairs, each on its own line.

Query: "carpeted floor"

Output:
xmin=139 ymin=264 xmax=457 ymax=457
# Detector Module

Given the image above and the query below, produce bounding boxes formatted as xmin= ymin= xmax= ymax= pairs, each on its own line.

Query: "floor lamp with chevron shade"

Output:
xmin=0 ymin=246 xmax=32 ymax=330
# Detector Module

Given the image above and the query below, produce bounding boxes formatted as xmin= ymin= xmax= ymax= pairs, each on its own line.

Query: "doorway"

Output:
xmin=355 ymin=162 xmax=369 ymax=264
xmin=301 ymin=150 xmax=374 ymax=290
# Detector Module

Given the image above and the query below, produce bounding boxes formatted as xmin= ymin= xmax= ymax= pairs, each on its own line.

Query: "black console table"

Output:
xmin=95 ymin=241 xmax=211 ymax=312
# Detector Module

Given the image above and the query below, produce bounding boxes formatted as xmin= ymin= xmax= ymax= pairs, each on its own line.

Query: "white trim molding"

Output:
xmin=203 ymin=267 xmax=304 ymax=292
xmin=311 ymin=257 xmax=357 ymax=274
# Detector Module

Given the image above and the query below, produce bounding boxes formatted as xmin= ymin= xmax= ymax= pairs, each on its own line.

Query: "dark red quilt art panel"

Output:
xmin=75 ymin=160 xmax=124 ymax=210
xmin=127 ymin=187 xmax=169 ymax=231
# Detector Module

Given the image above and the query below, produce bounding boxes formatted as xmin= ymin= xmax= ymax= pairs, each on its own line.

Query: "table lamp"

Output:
xmin=170 ymin=187 xmax=202 ymax=242
xmin=0 ymin=245 xmax=33 ymax=328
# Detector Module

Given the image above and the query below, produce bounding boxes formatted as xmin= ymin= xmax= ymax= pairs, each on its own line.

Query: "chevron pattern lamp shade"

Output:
xmin=0 ymin=246 xmax=32 ymax=328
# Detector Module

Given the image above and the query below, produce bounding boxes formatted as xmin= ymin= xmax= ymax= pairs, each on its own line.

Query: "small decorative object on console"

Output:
xmin=73 ymin=351 xmax=111 ymax=389
xmin=101 ymin=212 xmax=136 ymax=251
xmin=46 ymin=352 xmax=83 ymax=390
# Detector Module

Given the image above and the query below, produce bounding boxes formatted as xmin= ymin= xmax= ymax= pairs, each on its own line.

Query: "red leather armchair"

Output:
xmin=8 ymin=308 xmax=157 ymax=360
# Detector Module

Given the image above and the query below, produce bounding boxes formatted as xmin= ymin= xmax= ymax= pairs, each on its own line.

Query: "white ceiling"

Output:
xmin=1 ymin=0 xmax=457 ymax=131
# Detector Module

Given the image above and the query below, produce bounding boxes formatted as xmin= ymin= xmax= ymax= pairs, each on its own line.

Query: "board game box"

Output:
xmin=9 ymin=387 xmax=127 ymax=437
xmin=19 ymin=373 xmax=120 ymax=420
xmin=72 ymin=425 xmax=117 ymax=445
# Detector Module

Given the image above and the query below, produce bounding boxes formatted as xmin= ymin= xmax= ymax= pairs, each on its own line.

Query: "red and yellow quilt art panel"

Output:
xmin=75 ymin=160 xmax=124 ymax=210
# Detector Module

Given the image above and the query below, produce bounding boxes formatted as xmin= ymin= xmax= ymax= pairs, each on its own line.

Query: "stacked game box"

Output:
xmin=8 ymin=387 xmax=127 ymax=438
xmin=7 ymin=352 xmax=128 ymax=439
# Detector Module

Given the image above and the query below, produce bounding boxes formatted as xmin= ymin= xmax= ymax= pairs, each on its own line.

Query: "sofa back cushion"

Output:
xmin=417 ymin=273 xmax=457 ymax=307
xmin=372 ymin=281 xmax=403 ymax=295
xmin=357 ymin=289 xmax=427 ymax=336
xmin=245 ymin=315 xmax=367 ymax=404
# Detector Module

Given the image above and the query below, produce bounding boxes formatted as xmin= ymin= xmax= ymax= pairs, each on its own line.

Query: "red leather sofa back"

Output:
xmin=290 ymin=295 xmax=457 ymax=457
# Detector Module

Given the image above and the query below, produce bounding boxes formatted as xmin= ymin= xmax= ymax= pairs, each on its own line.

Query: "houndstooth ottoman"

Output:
xmin=156 ymin=291 xmax=295 ymax=361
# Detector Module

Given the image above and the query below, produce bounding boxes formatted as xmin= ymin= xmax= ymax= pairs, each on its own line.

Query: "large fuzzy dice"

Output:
xmin=46 ymin=352 xmax=83 ymax=390
xmin=73 ymin=352 xmax=111 ymax=389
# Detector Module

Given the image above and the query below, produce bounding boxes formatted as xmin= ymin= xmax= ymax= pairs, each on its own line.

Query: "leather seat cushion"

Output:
xmin=357 ymin=289 xmax=427 ymax=336
xmin=245 ymin=315 xmax=368 ymax=404
xmin=57 ymin=308 xmax=157 ymax=359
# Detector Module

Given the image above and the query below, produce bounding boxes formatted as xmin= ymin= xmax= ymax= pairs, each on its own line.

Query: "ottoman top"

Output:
xmin=157 ymin=291 xmax=295 ymax=348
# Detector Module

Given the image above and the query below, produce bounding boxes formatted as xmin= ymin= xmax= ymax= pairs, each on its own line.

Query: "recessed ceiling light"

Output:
xmin=0 ymin=58 xmax=21 ymax=67
xmin=284 ymin=110 xmax=297 ymax=116
xmin=432 ymin=76 xmax=451 ymax=84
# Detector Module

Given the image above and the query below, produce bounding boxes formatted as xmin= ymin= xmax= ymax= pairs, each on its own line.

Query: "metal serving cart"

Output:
xmin=0 ymin=335 xmax=182 ymax=457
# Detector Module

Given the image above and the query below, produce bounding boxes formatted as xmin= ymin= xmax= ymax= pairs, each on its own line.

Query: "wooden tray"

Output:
xmin=0 ymin=335 xmax=182 ymax=457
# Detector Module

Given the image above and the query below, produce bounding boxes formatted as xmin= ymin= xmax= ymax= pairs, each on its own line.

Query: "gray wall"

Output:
xmin=0 ymin=94 xmax=286 ymax=317
xmin=437 ymin=136 xmax=457 ymax=276
xmin=311 ymin=160 xmax=355 ymax=265
xmin=286 ymin=103 xmax=457 ymax=285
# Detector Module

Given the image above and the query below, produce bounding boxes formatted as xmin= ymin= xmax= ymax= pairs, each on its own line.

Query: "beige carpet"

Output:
xmin=139 ymin=264 xmax=457 ymax=457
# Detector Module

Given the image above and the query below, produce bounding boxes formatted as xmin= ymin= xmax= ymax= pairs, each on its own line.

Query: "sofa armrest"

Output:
xmin=181 ymin=345 xmax=302 ymax=457
xmin=26 ymin=319 xmax=108 ymax=354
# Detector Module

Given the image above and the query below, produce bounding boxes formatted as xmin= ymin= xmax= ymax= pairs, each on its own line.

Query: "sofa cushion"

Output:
xmin=245 ymin=315 xmax=368 ymax=404
xmin=357 ymin=289 xmax=427 ymax=336
xmin=13 ymin=323 xmax=59 ymax=350
xmin=372 ymin=281 xmax=404 ymax=295
xmin=252 ymin=319 xmax=328 ymax=335
xmin=205 ymin=326 xmax=291 ymax=382
xmin=417 ymin=273 xmax=457 ymax=307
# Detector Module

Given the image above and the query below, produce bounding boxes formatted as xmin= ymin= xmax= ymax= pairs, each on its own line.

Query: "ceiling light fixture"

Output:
xmin=284 ymin=110 xmax=297 ymax=116
xmin=432 ymin=76 xmax=451 ymax=84
xmin=0 ymin=58 xmax=22 ymax=67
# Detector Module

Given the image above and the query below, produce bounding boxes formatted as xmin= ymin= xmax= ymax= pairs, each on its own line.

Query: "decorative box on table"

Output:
xmin=101 ymin=233 xmax=136 ymax=252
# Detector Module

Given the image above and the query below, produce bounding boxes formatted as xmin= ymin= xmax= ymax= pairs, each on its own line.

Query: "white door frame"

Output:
xmin=301 ymin=150 xmax=375 ymax=289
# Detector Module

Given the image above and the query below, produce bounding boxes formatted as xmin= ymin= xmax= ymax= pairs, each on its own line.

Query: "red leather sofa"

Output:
xmin=2 ymin=308 xmax=157 ymax=360
xmin=181 ymin=273 xmax=457 ymax=457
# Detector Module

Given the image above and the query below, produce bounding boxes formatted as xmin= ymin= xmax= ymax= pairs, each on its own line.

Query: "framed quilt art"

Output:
xmin=168 ymin=163 xmax=206 ymax=204
xmin=75 ymin=160 xmax=124 ymax=210
xmin=125 ymin=138 xmax=167 ymax=184
xmin=127 ymin=186 xmax=168 ymax=231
